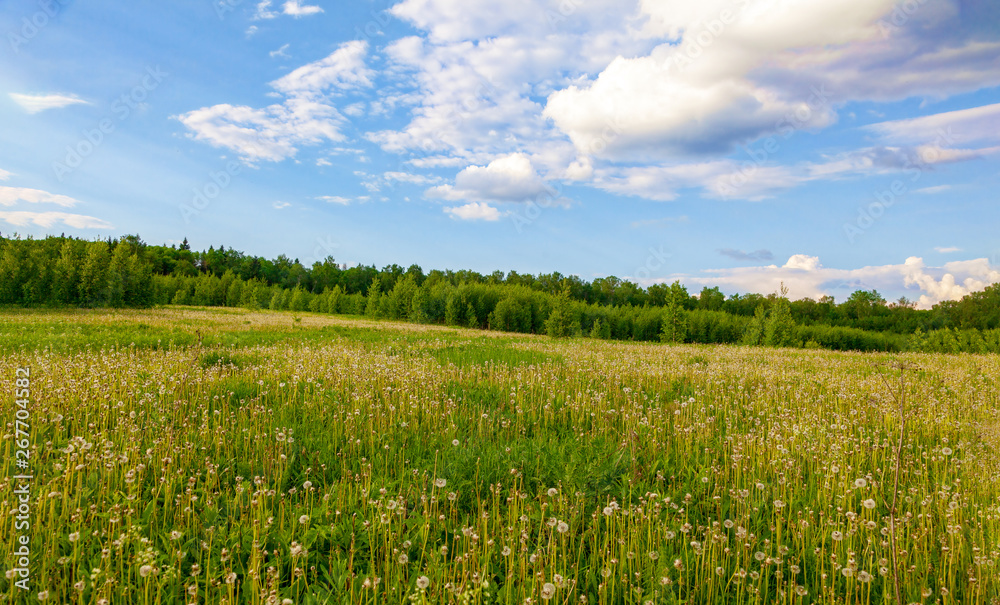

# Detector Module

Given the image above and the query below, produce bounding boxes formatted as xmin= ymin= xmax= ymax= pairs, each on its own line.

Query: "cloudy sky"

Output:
xmin=1 ymin=0 xmax=998 ymax=307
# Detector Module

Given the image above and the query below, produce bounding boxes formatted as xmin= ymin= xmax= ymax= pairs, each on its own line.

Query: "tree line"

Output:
xmin=2 ymin=234 xmax=999 ymax=354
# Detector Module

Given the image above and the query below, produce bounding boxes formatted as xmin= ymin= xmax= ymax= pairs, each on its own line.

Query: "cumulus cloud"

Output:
xmin=427 ymin=153 xmax=555 ymax=203
xmin=9 ymin=93 xmax=89 ymax=114
xmin=0 ymin=186 xmax=80 ymax=207
xmin=659 ymin=254 xmax=1000 ymax=309
xmin=177 ymin=41 xmax=372 ymax=162
xmin=282 ymin=0 xmax=323 ymax=17
xmin=0 ymin=211 xmax=112 ymax=229
xmin=443 ymin=202 xmax=501 ymax=221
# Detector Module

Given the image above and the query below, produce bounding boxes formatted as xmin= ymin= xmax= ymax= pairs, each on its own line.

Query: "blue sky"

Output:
xmin=1 ymin=0 xmax=998 ymax=307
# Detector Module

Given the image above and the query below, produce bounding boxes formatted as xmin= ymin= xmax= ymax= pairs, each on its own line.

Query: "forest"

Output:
xmin=2 ymin=233 xmax=999 ymax=353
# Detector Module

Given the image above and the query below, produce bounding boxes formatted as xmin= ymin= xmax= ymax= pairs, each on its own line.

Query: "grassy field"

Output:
xmin=2 ymin=307 xmax=999 ymax=605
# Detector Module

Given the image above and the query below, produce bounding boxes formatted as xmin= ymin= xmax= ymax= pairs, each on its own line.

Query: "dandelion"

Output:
xmin=170 ymin=530 xmax=182 ymax=541
xmin=38 ymin=591 xmax=49 ymax=601
xmin=434 ymin=478 xmax=447 ymax=488
xmin=858 ymin=571 xmax=872 ymax=582
xmin=541 ymin=583 xmax=556 ymax=600
xmin=398 ymin=553 xmax=408 ymax=565
xmin=452 ymin=439 xmax=460 ymax=446
xmin=854 ymin=478 xmax=867 ymax=488
xmin=862 ymin=499 xmax=876 ymax=509
xmin=547 ymin=488 xmax=558 ymax=497
xmin=303 ymin=481 xmax=312 ymax=489
xmin=603 ymin=506 xmax=613 ymax=516
xmin=773 ymin=500 xmax=785 ymax=509
xmin=942 ymin=447 xmax=953 ymax=456
xmin=68 ymin=532 xmax=80 ymax=542
xmin=723 ymin=519 xmax=734 ymax=529
xmin=795 ymin=586 xmax=808 ymax=596
xmin=832 ymin=531 xmax=843 ymax=541
xmin=715 ymin=567 xmax=725 ymax=576
xmin=417 ymin=576 xmax=430 ymax=590
xmin=648 ymin=551 xmax=659 ymax=561
xmin=557 ymin=521 xmax=569 ymax=533
xmin=298 ymin=514 xmax=310 ymax=525
xmin=841 ymin=568 xmax=854 ymax=578
xmin=502 ymin=546 xmax=511 ymax=556
xmin=754 ymin=552 xmax=765 ymax=561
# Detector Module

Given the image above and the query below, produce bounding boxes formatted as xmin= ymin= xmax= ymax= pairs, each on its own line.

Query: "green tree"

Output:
xmin=764 ymin=284 xmax=796 ymax=347
xmin=659 ymin=281 xmax=688 ymax=343
xmin=741 ymin=304 xmax=768 ymax=346
xmin=545 ymin=287 xmax=578 ymax=338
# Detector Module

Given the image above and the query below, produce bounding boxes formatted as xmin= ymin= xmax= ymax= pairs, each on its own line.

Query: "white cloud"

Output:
xmin=0 ymin=168 xmax=10 ymax=181
xmin=271 ymin=41 xmax=373 ymax=96
xmin=272 ymin=201 xmax=291 ymax=209
xmin=444 ymin=202 xmax=501 ymax=221
xmin=658 ymin=254 xmax=1000 ymax=309
xmin=914 ymin=185 xmax=951 ymax=195
xmin=270 ymin=44 xmax=291 ymax=59
xmin=383 ymin=171 xmax=440 ymax=185
xmin=253 ymin=0 xmax=277 ymax=19
xmin=427 ymin=153 xmax=555 ymax=202
xmin=178 ymin=41 xmax=372 ymax=162
xmin=316 ymin=158 xmax=332 ymax=167
xmin=317 ymin=195 xmax=352 ymax=205
xmin=9 ymin=93 xmax=88 ymax=114
xmin=0 ymin=211 xmax=112 ymax=229
xmin=0 ymin=186 xmax=80 ymax=207
xmin=934 ymin=246 xmax=961 ymax=253
xmin=282 ymin=0 xmax=323 ymax=17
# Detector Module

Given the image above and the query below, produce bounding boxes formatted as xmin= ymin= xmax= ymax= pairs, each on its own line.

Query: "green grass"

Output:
xmin=2 ymin=307 xmax=999 ymax=605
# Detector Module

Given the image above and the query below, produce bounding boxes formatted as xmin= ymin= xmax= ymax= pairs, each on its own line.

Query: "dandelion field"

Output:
xmin=2 ymin=308 xmax=1000 ymax=605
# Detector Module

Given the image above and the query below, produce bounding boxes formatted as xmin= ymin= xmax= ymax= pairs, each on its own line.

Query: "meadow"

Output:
xmin=1 ymin=307 xmax=998 ymax=605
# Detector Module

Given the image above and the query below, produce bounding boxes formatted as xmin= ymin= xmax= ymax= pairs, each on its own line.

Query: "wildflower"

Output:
xmin=603 ymin=506 xmax=613 ymax=516
xmin=417 ymin=576 xmax=430 ymax=590
xmin=773 ymin=500 xmax=785 ymax=509
xmin=858 ymin=571 xmax=872 ymax=582
xmin=303 ymin=481 xmax=312 ymax=489
xmin=434 ymin=478 xmax=447 ymax=488
xmin=502 ymin=546 xmax=511 ymax=556
xmin=841 ymin=568 xmax=854 ymax=578
xmin=38 ymin=591 xmax=49 ymax=601
xmin=754 ymin=552 xmax=765 ymax=561
xmin=942 ymin=447 xmax=953 ymax=456
xmin=832 ymin=531 xmax=843 ymax=541
xmin=795 ymin=586 xmax=808 ymax=596
xmin=226 ymin=572 xmax=237 ymax=584
xmin=648 ymin=551 xmax=659 ymax=561
xmin=854 ymin=478 xmax=867 ymax=488
xmin=557 ymin=521 xmax=569 ymax=533
xmin=548 ymin=488 xmax=558 ymax=497
xmin=862 ymin=499 xmax=876 ymax=510
xmin=723 ymin=519 xmax=734 ymax=529
xmin=541 ymin=583 xmax=556 ymax=600
xmin=69 ymin=532 xmax=80 ymax=542
xmin=715 ymin=567 xmax=725 ymax=576
xmin=398 ymin=553 xmax=408 ymax=565
xmin=452 ymin=439 xmax=460 ymax=446
xmin=298 ymin=515 xmax=310 ymax=525
xmin=170 ymin=530 xmax=182 ymax=541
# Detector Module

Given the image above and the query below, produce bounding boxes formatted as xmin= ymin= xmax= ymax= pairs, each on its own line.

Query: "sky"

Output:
xmin=1 ymin=0 xmax=998 ymax=308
